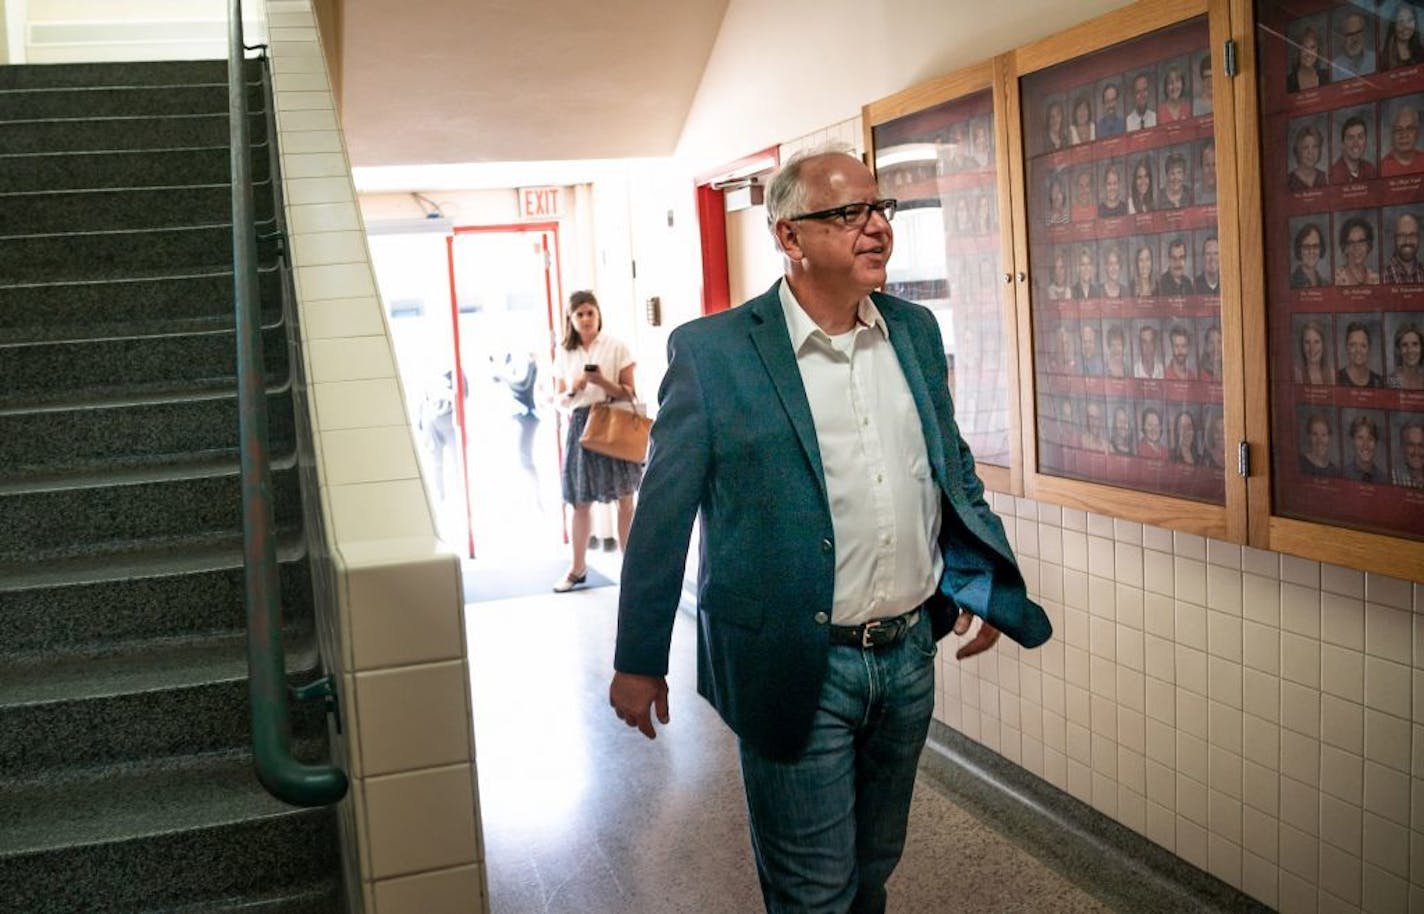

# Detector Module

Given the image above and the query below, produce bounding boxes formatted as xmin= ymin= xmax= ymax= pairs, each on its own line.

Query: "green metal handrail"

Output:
xmin=229 ymin=0 xmax=348 ymax=807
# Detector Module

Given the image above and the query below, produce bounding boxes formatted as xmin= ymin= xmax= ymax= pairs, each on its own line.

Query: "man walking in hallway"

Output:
xmin=608 ymin=146 xmax=1051 ymax=914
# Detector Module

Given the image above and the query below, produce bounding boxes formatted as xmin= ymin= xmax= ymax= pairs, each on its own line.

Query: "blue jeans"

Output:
xmin=738 ymin=616 xmax=937 ymax=914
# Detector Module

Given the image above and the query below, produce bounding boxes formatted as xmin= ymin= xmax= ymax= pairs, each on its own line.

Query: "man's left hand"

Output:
xmin=952 ymin=610 xmax=1001 ymax=659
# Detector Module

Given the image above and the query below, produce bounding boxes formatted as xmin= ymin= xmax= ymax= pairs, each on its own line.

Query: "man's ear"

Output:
xmin=773 ymin=219 xmax=803 ymax=262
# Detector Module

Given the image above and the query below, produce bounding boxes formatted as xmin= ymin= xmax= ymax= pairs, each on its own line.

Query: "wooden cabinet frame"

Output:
xmin=863 ymin=58 xmax=1025 ymax=496
xmin=859 ymin=0 xmax=1421 ymax=576
xmin=1231 ymin=0 xmax=1424 ymax=579
xmin=1006 ymin=0 xmax=1248 ymax=542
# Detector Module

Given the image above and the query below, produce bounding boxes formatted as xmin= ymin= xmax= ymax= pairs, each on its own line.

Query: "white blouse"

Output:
xmin=554 ymin=333 xmax=635 ymax=410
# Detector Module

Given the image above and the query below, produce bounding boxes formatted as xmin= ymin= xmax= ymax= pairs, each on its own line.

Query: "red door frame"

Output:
xmin=444 ymin=221 xmax=564 ymax=558
xmin=693 ymin=146 xmax=780 ymax=315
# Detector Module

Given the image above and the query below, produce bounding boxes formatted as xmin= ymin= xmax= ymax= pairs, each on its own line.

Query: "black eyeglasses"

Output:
xmin=788 ymin=199 xmax=897 ymax=227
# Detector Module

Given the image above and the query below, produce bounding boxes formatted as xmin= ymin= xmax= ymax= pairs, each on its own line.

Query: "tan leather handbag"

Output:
xmin=579 ymin=402 xmax=652 ymax=463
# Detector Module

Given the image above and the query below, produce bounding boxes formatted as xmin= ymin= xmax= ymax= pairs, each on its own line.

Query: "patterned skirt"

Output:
xmin=561 ymin=406 xmax=644 ymax=505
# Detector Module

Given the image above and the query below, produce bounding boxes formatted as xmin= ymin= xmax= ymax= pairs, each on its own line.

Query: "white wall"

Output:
xmin=676 ymin=0 xmax=1133 ymax=173
xmin=22 ymin=0 xmax=259 ymax=62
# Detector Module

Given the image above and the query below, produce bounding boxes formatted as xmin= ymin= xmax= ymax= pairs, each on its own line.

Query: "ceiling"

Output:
xmin=338 ymin=0 xmax=731 ymax=168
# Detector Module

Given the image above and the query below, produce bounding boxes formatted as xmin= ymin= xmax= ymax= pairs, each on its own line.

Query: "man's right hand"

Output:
xmin=609 ymin=672 xmax=670 ymax=740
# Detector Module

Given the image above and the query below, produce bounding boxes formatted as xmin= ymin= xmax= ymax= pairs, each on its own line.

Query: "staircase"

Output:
xmin=0 ymin=59 xmax=345 ymax=912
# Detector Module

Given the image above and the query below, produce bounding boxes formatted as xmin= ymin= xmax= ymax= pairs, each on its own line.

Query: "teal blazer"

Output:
xmin=615 ymin=282 xmax=1051 ymax=760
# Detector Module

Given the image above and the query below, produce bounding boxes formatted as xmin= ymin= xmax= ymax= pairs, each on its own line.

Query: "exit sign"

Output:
xmin=518 ymin=186 xmax=564 ymax=220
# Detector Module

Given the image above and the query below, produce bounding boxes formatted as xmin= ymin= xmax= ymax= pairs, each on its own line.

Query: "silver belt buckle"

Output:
xmin=860 ymin=620 xmax=883 ymax=649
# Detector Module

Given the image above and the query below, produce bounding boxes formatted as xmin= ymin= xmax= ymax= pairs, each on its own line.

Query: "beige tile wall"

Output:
xmin=935 ymin=492 xmax=1424 ymax=914
xmin=264 ymin=2 xmax=487 ymax=912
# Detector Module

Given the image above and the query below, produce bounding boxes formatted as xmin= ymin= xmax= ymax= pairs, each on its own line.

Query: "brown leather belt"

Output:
xmin=828 ymin=607 xmax=921 ymax=649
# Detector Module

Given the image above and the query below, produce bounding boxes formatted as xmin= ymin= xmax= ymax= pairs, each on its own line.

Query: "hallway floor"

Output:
xmin=466 ymin=563 xmax=1114 ymax=914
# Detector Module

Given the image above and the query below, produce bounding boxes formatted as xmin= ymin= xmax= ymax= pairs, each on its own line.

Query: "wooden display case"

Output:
xmin=858 ymin=0 xmax=1422 ymax=575
xmin=863 ymin=59 xmax=1024 ymax=495
xmin=1007 ymin=0 xmax=1249 ymax=542
xmin=1235 ymin=0 xmax=1424 ymax=577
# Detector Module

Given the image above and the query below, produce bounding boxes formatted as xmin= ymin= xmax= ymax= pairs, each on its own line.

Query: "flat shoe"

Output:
xmin=553 ymin=571 xmax=587 ymax=593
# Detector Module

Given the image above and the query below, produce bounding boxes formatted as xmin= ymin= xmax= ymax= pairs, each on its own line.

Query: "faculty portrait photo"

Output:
xmin=1286 ymin=17 xmax=1330 ymax=92
xmin=1386 ymin=315 xmax=1424 ymax=389
xmin=1192 ymin=50 xmax=1213 ymax=117
xmin=1380 ymin=206 xmax=1424 ymax=284
xmin=1391 ymin=413 xmax=1424 ymax=487
xmin=1332 ymin=7 xmax=1378 ymax=80
xmin=1293 ymin=314 xmax=1336 ymax=385
xmin=1098 ymin=159 xmax=1128 ymax=217
xmin=1335 ymin=211 xmax=1381 ymax=286
xmin=1382 ymin=3 xmax=1424 ymax=70
xmin=1296 ymin=406 xmax=1341 ymax=476
xmin=1127 ymin=69 xmax=1157 ymax=131
xmin=1288 ymin=218 xmax=1330 ymax=288
xmin=1159 ymin=146 xmax=1194 ymax=209
xmin=1158 ymin=56 xmax=1191 ymax=123
xmin=1380 ymin=95 xmax=1424 ymax=176
xmin=1341 ymin=408 xmax=1388 ymax=483
xmin=1329 ymin=105 xmax=1377 ymax=184
xmin=1337 ymin=316 xmax=1386 ymax=388
xmin=1286 ymin=115 xmax=1328 ymax=191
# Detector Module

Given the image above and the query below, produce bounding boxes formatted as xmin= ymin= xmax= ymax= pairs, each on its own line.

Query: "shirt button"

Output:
xmin=882 ymin=535 xmax=892 ymax=545
xmin=862 ymin=417 xmax=870 ymax=427
xmin=821 ymin=538 xmax=833 ymax=553
xmin=876 ymin=473 xmax=884 ymax=484
xmin=814 ymin=612 xmax=829 ymax=625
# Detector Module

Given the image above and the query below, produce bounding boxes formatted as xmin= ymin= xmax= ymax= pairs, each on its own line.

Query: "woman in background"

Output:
xmin=552 ymin=290 xmax=642 ymax=592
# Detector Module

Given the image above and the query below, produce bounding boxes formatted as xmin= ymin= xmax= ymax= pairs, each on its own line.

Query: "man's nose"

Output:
xmin=865 ymin=211 xmax=892 ymax=234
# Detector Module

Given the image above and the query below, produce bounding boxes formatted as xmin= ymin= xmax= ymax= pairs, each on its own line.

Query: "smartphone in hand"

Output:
xmin=584 ymin=363 xmax=598 ymax=372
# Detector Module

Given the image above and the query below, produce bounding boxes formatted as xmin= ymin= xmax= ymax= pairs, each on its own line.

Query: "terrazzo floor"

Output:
xmin=466 ymin=556 xmax=1114 ymax=914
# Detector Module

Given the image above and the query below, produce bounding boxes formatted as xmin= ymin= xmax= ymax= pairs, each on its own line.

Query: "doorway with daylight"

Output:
xmin=368 ymin=221 xmax=583 ymax=598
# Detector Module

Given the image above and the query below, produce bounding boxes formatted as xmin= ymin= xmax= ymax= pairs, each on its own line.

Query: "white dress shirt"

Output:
xmin=779 ymin=280 xmax=942 ymax=626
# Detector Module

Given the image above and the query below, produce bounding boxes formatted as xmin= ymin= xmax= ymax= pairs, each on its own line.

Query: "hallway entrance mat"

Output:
xmin=461 ymin=558 xmax=615 ymax=603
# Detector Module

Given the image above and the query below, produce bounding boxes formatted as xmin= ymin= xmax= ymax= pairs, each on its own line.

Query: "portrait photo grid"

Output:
xmin=1022 ymin=17 xmax=1227 ymax=504
xmin=1259 ymin=0 xmax=1424 ymax=539
xmin=873 ymin=88 xmax=1012 ymax=467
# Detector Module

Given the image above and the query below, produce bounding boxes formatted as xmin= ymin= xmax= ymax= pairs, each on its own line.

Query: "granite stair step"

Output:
xmin=0 ymin=110 xmax=267 ymax=155
xmin=0 ymin=539 xmax=311 ymax=658
xmin=0 ymin=751 xmax=339 ymax=914
xmin=0 ymin=633 xmax=324 ymax=781
xmin=0 ymin=382 xmax=295 ymax=480
xmin=0 ymin=455 xmax=302 ymax=564
xmin=0 ymin=181 xmax=274 ymax=235
xmin=0 ymin=320 xmax=288 ymax=406
xmin=0 ymin=145 xmax=267 ymax=193
xmin=155 ymin=882 xmax=341 ymax=911
xmin=0 ymin=59 xmax=239 ymax=90
xmin=0 ymin=267 xmax=281 ymax=344
xmin=0 ymin=82 xmax=263 ymax=120
xmin=155 ymin=883 xmax=343 ymax=914
xmin=0 ymin=222 xmax=243 ymax=283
